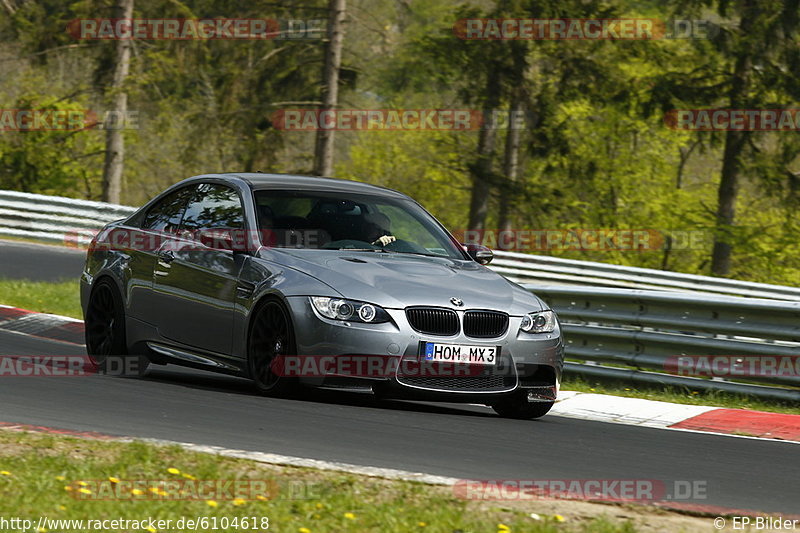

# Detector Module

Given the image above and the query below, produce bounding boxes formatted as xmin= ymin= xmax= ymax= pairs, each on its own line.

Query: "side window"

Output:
xmin=181 ymin=184 xmax=245 ymax=232
xmin=141 ymin=186 xmax=195 ymax=232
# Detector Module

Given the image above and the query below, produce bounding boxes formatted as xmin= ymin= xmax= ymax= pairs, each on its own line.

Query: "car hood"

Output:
xmin=257 ymin=248 xmax=545 ymax=314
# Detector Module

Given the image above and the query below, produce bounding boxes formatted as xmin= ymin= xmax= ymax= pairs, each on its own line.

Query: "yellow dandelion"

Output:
xmin=64 ymin=485 xmax=73 ymax=492
xmin=299 ymin=528 xmax=311 ymax=533
xmin=343 ymin=512 xmax=356 ymax=520
xmin=36 ymin=528 xmax=47 ymax=533
xmin=256 ymin=494 xmax=269 ymax=501
xmin=131 ymin=488 xmax=144 ymax=496
xmin=315 ymin=502 xmax=324 ymax=509
xmin=418 ymin=522 xmax=427 ymax=527
xmin=146 ymin=528 xmax=157 ymax=533
xmin=58 ymin=505 xmax=66 ymax=511
xmin=108 ymin=476 xmax=120 ymax=484
xmin=77 ymin=481 xmax=88 ymax=487
xmin=167 ymin=467 xmax=180 ymax=475
xmin=55 ymin=475 xmax=65 ymax=481
xmin=553 ymin=514 xmax=565 ymax=522
xmin=232 ymin=498 xmax=246 ymax=506
xmin=0 ymin=470 xmax=11 ymax=476
xmin=181 ymin=473 xmax=196 ymax=480
xmin=206 ymin=500 xmax=218 ymax=508
xmin=589 ymin=388 xmax=596 ymax=392
xmin=497 ymin=524 xmax=510 ymax=532
xmin=78 ymin=488 xmax=92 ymax=495
xmin=148 ymin=487 xmax=161 ymax=494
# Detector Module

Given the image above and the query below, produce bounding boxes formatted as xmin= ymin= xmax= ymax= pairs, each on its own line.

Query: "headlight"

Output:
xmin=520 ymin=310 xmax=557 ymax=333
xmin=310 ymin=297 xmax=390 ymax=323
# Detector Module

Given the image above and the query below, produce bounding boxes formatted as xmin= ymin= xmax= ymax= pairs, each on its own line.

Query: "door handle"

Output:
xmin=158 ymin=250 xmax=175 ymax=263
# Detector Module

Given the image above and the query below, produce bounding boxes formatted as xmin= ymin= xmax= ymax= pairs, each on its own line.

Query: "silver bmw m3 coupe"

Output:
xmin=80 ymin=173 xmax=564 ymax=419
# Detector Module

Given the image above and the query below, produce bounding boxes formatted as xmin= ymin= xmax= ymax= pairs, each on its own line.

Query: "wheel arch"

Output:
xmin=244 ymin=291 xmax=297 ymax=378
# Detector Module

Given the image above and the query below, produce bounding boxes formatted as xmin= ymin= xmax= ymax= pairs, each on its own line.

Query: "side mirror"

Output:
xmin=463 ymin=243 xmax=493 ymax=265
xmin=196 ymin=228 xmax=249 ymax=253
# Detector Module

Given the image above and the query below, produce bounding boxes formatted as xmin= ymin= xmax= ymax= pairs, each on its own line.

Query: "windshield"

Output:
xmin=253 ymin=189 xmax=465 ymax=259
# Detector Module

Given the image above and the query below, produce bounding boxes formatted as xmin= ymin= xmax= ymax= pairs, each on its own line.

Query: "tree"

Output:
xmin=497 ymin=41 xmax=527 ymax=231
xmin=660 ymin=0 xmax=800 ymax=275
xmin=101 ymin=0 xmax=133 ymax=204
xmin=313 ymin=0 xmax=346 ymax=177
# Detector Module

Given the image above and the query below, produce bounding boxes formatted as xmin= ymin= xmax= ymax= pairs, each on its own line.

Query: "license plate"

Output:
xmin=422 ymin=342 xmax=498 ymax=365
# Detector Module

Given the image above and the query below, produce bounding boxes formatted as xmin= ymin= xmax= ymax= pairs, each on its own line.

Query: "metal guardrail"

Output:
xmin=0 ymin=190 xmax=135 ymax=246
xmin=0 ymin=190 xmax=798 ymax=401
xmin=495 ymin=250 xmax=800 ymax=301
xmin=531 ymin=286 xmax=800 ymax=402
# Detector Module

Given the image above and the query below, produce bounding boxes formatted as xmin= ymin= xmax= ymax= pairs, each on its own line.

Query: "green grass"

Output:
xmin=0 ymin=430 xmax=654 ymax=533
xmin=562 ymin=377 xmax=799 ymax=415
xmin=0 ymin=278 xmax=82 ymax=319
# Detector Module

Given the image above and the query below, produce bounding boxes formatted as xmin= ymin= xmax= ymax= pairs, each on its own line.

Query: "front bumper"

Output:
xmin=285 ymin=296 xmax=564 ymax=402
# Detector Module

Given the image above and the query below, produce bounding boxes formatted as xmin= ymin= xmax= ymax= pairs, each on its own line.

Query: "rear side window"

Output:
xmin=181 ymin=184 xmax=245 ymax=231
xmin=141 ymin=185 xmax=196 ymax=232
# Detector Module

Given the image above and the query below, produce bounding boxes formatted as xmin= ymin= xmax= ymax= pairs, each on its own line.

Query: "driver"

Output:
xmin=362 ymin=212 xmax=396 ymax=247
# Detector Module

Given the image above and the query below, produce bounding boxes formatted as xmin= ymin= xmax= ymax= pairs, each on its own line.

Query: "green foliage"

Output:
xmin=340 ymin=131 xmax=471 ymax=229
xmin=0 ymin=0 xmax=798 ymax=285
xmin=0 ymin=94 xmax=104 ymax=197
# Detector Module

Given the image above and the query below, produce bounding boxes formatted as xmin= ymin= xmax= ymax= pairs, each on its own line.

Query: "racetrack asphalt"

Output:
xmin=0 ymin=239 xmax=86 ymax=282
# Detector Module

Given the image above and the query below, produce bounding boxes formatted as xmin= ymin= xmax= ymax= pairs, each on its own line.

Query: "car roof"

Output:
xmin=207 ymin=172 xmax=409 ymax=199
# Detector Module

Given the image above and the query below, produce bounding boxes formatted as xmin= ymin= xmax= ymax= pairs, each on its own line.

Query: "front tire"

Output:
xmin=84 ymin=278 xmax=149 ymax=377
xmin=248 ymin=299 xmax=298 ymax=396
xmin=491 ymin=392 xmax=554 ymax=420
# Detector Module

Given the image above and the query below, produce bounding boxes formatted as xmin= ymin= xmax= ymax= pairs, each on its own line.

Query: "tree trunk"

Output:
xmin=467 ymin=70 xmax=501 ymax=230
xmin=101 ymin=0 xmax=133 ymax=204
xmin=711 ymin=129 xmax=749 ymax=275
xmin=498 ymin=88 xmax=524 ymax=232
xmin=0 ymin=0 xmax=18 ymax=15
xmin=710 ymin=4 xmax=754 ymax=276
xmin=312 ymin=0 xmax=346 ymax=177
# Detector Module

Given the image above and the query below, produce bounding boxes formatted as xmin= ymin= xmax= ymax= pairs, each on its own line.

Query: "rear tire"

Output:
xmin=491 ymin=392 xmax=553 ymax=420
xmin=84 ymin=279 xmax=149 ymax=377
xmin=248 ymin=299 xmax=298 ymax=396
